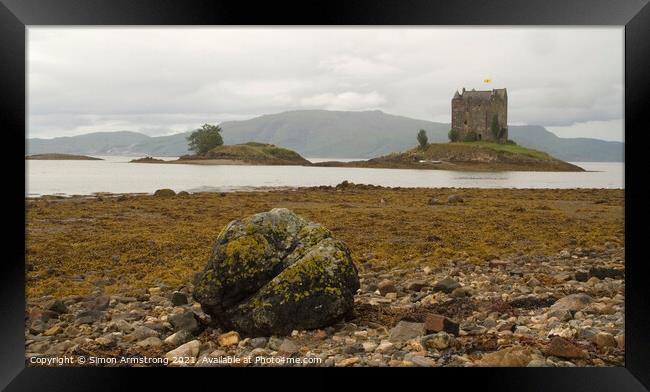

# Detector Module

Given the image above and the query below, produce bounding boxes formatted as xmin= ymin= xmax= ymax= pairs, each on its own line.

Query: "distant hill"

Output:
xmin=27 ymin=110 xmax=623 ymax=162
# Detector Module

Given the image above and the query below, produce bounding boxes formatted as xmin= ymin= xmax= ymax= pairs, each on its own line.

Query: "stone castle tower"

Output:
xmin=451 ymin=87 xmax=508 ymax=142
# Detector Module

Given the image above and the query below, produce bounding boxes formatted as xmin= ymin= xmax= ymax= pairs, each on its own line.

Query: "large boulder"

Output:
xmin=193 ymin=208 xmax=360 ymax=336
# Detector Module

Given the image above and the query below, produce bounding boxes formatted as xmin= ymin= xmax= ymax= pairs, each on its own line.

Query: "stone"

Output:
xmin=574 ymin=271 xmax=589 ymax=282
xmin=136 ymin=337 xmax=163 ymax=348
xmin=43 ymin=325 xmax=62 ymax=336
xmin=376 ymin=340 xmax=395 ymax=353
xmin=559 ymin=250 xmax=571 ymax=259
xmin=89 ymin=296 xmax=110 ymax=311
xmin=217 ymin=331 xmax=241 ymax=347
xmin=450 ymin=286 xmax=472 ymax=298
xmin=249 ymin=337 xmax=268 ymax=349
xmin=589 ymin=267 xmax=624 ymax=280
xmin=378 ymin=279 xmax=396 ymax=295
xmin=408 ymin=355 xmax=436 ymax=367
xmin=428 ymin=197 xmax=440 ymax=206
xmin=616 ymin=334 xmax=625 ymax=349
xmin=362 ymin=342 xmax=378 ymax=352
xmin=171 ymin=291 xmax=188 ymax=306
xmin=127 ymin=326 xmax=159 ymax=342
xmin=335 ymin=357 xmax=360 ymax=367
xmin=422 ymin=332 xmax=453 ymax=350
xmin=154 ymin=188 xmax=176 ymax=197
xmin=165 ymin=340 xmax=200 ymax=364
xmin=432 ymin=277 xmax=461 ymax=293
xmin=478 ymin=346 xmax=535 ymax=367
xmin=447 ymin=194 xmax=464 ymax=203
xmin=193 ymin=208 xmax=360 ymax=336
xmin=592 ymin=332 xmax=617 ymax=349
xmin=164 ymin=330 xmax=193 ymax=346
xmin=389 ymin=321 xmax=425 ymax=342
xmin=544 ymin=336 xmax=588 ymax=359
xmin=424 ymin=314 xmax=460 ymax=335
xmin=44 ymin=299 xmax=68 ymax=314
xmin=168 ymin=310 xmax=200 ymax=334
xmin=405 ymin=280 xmax=428 ymax=292
xmin=278 ymin=339 xmax=299 ymax=354
xmin=75 ymin=310 xmax=103 ymax=325
xmin=549 ymin=293 xmax=593 ymax=313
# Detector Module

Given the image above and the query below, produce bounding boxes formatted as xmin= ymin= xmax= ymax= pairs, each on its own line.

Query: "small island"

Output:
xmin=314 ymin=142 xmax=584 ymax=172
xmin=26 ymin=153 xmax=103 ymax=161
xmin=131 ymin=142 xmax=311 ymax=166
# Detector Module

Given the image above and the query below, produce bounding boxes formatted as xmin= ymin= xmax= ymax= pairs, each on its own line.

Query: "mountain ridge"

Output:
xmin=27 ymin=110 xmax=623 ymax=162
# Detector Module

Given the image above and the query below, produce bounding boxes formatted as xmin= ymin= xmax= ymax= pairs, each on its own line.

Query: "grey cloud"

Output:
xmin=28 ymin=27 xmax=623 ymax=140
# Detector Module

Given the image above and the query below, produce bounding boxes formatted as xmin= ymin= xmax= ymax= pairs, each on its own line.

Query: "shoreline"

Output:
xmin=25 ymin=186 xmax=624 ymax=367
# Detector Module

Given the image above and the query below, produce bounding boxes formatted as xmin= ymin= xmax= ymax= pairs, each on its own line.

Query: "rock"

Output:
xmin=313 ymin=330 xmax=328 ymax=340
xmin=278 ymin=339 xmax=299 ymax=354
xmin=154 ymin=188 xmax=176 ymax=197
xmin=592 ymin=332 xmax=617 ymax=349
xmin=574 ymin=271 xmax=589 ymax=282
xmin=559 ymin=250 xmax=571 ymax=259
xmin=168 ymin=310 xmax=200 ymax=334
xmin=408 ymin=355 xmax=436 ymax=367
xmin=75 ymin=310 xmax=103 ymax=325
xmin=43 ymin=325 xmax=62 ymax=336
xmin=164 ymin=330 xmax=193 ymax=346
xmin=422 ymin=332 xmax=453 ymax=350
xmin=544 ymin=336 xmax=588 ymax=359
xmin=406 ymin=280 xmax=428 ymax=292
xmin=447 ymin=194 xmax=464 ymax=203
xmin=177 ymin=191 xmax=190 ymax=196
xmin=428 ymin=197 xmax=440 ymax=206
xmin=424 ymin=314 xmax=460 ymax=335
xmin=136 ymin=337 xmax=163 ymax=348
xmin=389 ymin=321 xmax=425 ymax=342
xmin=589 ymin=267 xmax=624 ymax=280
xmin=378 ymin=279 xmax=396 ymax=295
xmin=95 ymin=335 xmax=116 ymax=347
xmin=376 ymin=340 xmax=395 ymax=353
xmin=549 ymin=293 xmax=593 ymax=313
xmin=193 ymin=208 xmax=360 ymax=336
xmin=44 ymin=299 xmax=67 ymax=314
xmin=362 ymin=342 xmax=378 ymax=352
xmin=128 ymin=326 xmax=160 ymax=342
xmin=89 ymin=296 xmax=110 ymax=311
xmin=478 ymin=346 xmax=535 ymax=367
xmin=171 ymin=291 xmax=188 ymax=306
xmin=217 ymin=331 xmax=241 ymax=347
xmin=335 ymin=357 xmax=360 ymax=367
xmin=616 ymin=334 xmax=625 ymax=349
xmin=450 ymin=286 xmax=472 ymax=298
xmin=249 ymin=337 xmax=268 ymax=349
xmin=432 ymin=277 xmax=461 ymax=293
xmin=165 ymin=340 xmax=200 ymax=364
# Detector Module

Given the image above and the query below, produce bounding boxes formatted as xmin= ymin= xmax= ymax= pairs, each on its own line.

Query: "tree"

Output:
xmin=448 ymin=129 xmax=460 ymax=142
xmin=187 ymin=124 xmax=224 ymax=155
xmin=417 ymin=129 xmax=428 ymax=148
xmin=491 ymin=114 xmax=500 ymax=140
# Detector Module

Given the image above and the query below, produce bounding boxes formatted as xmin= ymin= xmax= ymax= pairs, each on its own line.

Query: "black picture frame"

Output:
xmin=1 ymin=0 xmax=648 ymax=390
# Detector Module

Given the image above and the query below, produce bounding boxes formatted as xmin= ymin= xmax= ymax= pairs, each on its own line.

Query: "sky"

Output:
xmin=28 ymin=27 xmax=624 ymax=141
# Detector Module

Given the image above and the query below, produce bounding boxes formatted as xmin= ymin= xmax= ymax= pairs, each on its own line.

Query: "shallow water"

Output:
xmin=25 ymin=156 xmax=624 ymax=196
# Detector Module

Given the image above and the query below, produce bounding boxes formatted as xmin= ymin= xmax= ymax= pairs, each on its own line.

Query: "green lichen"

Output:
xmin=224 ymin=234 xmax=268 ymax=265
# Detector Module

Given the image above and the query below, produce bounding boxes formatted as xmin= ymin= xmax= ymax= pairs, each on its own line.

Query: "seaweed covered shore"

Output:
xmin=25 ymin=185 xmax=624 ymax=367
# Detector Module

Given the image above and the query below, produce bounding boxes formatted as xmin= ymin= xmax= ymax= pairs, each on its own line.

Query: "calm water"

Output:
xmin=25 ymin=156 xmax=624 ymax=197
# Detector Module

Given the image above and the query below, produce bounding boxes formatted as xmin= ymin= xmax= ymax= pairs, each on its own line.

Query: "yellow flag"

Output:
xmin=484 ymin=79 xmax=492 ymax=83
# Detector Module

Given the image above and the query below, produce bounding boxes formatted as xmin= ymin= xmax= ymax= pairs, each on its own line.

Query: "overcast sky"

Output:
xmin=28 ymin=27 xmax=624 ymax=141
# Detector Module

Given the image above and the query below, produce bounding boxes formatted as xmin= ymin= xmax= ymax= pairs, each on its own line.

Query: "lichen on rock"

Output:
xmin=193 ymin=208 xmax=360 ymax=336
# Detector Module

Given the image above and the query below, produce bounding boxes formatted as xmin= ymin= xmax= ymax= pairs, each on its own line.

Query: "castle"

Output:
xmin=451 ymin=87 xmax=508 ymax=142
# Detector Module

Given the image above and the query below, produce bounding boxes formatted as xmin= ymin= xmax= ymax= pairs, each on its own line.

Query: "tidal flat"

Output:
xmin=26 ymin=185 xmax=623 ymax=301
xmin=25 ymin=185 xmax=625 ymax=367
